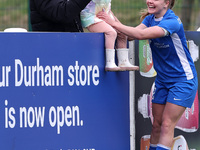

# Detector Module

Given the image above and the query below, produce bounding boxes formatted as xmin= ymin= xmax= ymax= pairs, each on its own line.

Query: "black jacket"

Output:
xmin=30 ymin=0 xmax=91 ymax=32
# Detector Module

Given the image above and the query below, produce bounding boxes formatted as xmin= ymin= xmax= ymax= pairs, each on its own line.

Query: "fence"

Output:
xmin=0 ymin=0 xmax=199 ymax=31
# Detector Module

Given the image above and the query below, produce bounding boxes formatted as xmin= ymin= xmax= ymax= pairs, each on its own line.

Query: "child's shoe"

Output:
xmin=117 ymin=48 xmax=139 ymax=71
xmin=105 ymin=49 xmax=120 ymax=71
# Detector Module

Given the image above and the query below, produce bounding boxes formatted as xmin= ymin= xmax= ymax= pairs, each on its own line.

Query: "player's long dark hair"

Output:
xmin=140 ymin=0 xmax=175 ymax=22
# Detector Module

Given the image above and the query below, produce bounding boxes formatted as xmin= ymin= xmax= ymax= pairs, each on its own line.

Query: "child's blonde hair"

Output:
xmin=140 ymin=0 xmax=175 ymax=22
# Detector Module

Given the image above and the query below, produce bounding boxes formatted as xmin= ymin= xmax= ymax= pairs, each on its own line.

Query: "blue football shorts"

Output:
xmin=152 ymin=77 xmax=198 ymax=108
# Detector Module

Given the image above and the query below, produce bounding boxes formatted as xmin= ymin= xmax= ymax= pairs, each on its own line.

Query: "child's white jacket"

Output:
xmin=81 ymin=0 xmax=112 ymax=28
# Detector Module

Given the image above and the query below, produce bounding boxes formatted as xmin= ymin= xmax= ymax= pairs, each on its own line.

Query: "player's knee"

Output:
xmin=161 ymin=120 xmax=174 ymax=134
xmin=152 ymin=121 xmax=161 ymax=135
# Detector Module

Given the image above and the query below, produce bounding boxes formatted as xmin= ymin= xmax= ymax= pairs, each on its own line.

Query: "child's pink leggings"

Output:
xmin=87 ymin=21 xmax=127 ymax=49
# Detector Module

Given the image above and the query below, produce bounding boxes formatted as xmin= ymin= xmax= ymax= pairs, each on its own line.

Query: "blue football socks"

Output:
xmin=149 ymin=144 xmax=157 ymax=150
xmin=156 ymin=144 xmax=170 ymax=150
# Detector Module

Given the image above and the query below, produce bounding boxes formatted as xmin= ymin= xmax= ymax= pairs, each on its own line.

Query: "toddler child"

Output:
xmin=81 ymin=0 xmax=139 ymax=71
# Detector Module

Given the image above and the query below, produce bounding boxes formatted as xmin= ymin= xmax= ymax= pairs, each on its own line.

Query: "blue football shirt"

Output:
xmin=142 ymin=9 xmax=197 ymax=82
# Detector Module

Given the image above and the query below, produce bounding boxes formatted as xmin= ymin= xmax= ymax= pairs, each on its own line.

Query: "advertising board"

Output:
xmin=0 ymin=33 xmax=130 ymax=150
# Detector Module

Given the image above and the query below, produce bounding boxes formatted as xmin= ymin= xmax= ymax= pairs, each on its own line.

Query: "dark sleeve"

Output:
xmin=33 ymin=0 xmax=91 ymax=23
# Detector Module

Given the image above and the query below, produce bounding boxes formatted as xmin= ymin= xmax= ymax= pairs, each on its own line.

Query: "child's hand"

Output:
xmin=97 ymin=11 xmax=116 ymax=26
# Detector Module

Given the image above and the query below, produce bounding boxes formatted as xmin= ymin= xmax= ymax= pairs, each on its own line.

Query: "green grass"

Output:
xmin=0 ymin=0 xmax=28 ymax=31
xmin=0 ymin=0 xmax=199 ymax=31
xmin=111 ymin=0 xmax=200 ymax=30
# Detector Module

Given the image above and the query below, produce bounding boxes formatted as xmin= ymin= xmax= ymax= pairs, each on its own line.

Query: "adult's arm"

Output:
xmin=32 ymin=0 xmax=91 ymax=23
xmin=128 ymin=24 xmax=147 ymax=41
xmin=112 ymin=23 xmax=165 ymax=40
xmin=97 ymin=11 xmax=165 ymax=40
